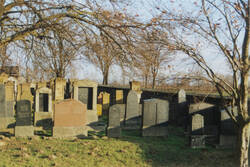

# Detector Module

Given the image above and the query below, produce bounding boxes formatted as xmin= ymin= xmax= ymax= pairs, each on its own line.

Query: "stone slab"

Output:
xmin=53 ymin=126 xmax=88 ymax=138
xmin=54 ymin=99 xmax=86 ymax=127
xmin=190 ymin=135 xmax=206 ymax=149
xmin=15 ymin=126 xmax=34 ymax=137
xmin=16 ymin=100 xmax=32 ymax=126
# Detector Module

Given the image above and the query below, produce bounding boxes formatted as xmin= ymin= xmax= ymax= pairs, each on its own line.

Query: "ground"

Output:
xmin=0 ymin=126 xmax=237 ymax=167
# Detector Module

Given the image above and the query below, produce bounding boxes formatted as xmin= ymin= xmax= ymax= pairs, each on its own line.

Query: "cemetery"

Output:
xmin=0 ymin=73 xmax=239 ymax=166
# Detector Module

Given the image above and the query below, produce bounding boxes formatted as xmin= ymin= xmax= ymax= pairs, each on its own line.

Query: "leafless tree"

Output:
xmin=155 ymin=0 xmax=250 ymax=166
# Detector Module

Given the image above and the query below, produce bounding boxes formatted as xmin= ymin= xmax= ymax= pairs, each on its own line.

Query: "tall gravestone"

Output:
xmin=53 ymin=99 xmax=87 ymax=138
xmin=34 ymin=87 xmax=53 ymax=128
xmin=220 ymin=107 xmax=237 ymax=148
xmin=116 ymin=90 xmax=123 ymax=104
xmin=176 ymin=89 xmax=187 ymax=125
xmin=142 ymin=99 xmax=169 ymax=136
xmin=107 ymin=105 xmax=121 ymax=138
xmin=72 ymin=80 xmax=98 ymax=125
xmin=0 ymin=84 xmax=15 ymax=129
xmin=15 ymin=100 xmax=34 ymax=137
xmin=190 ymin=114 xmax=205 ymax=148
xmin=125 ymin=90 xmax=140 ymax=129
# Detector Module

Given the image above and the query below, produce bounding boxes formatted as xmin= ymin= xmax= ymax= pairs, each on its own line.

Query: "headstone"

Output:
xmin=190 ymin=114 xmax=205 ymax=148
xmin=53 ymin=99 xmax=87 ymax=138
xmin=17 ymin=83 xmax=33 ymax=102
xmin=54 ymin=78 xmax=66 ymax=101
xmin=102 ymin=92 xmax=110 ymax=115
xmin=15 ymin=100 xmax=34 ymax=137
xmin=142 ymin=99 xmax=169 ymax=136
xmin=0 ymin=84 xmax=15 ymax=129
xmin=116 ymin=90 xmax=123 ymax=104
xmin=107 ymin=105 xmax=121 ymax=138
xmin=191 ymin=114 xmax=204 ymax=135
xmin=34 ymin=87 xmax=53 ymax=128
xmin=72 ymin=79 xmax=98 ymax=124
xmin=0 ymin=84 xmax=6 ymax=117
xmin=125 ymin=90 xmax=140 ymax=129
xmin=97 ymin=104 xmax=102 ymax=116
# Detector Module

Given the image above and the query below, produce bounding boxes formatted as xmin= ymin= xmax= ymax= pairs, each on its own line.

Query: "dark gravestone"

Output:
xmin=190 ymin=114 xmax=205 ymax=148
xmin=0 ymin=84 xmax=6 ymax=117
xmin=78 ymin=87 xmax=93 ymax=110
xmin=107 ymin=105 xmax=121 ymax=138
xmin=125 ymin=90 xmax=140 ymax=129
xmin=142 ymin=99 xmax=169 ymax=136
xmin=16 ymin=100 xmax=32 ymax=126
xmin=39 ymin=93 xmax=48 ymax=112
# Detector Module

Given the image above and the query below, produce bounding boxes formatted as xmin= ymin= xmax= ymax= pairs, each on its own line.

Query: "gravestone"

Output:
xmin=53 ymin=99 xmax=87 ymax=138
xmin=15 ymin=100 xmax=34 ymax=137
xmin=34 ymin=87 xmax=53 ymax=128
xmin=54 ymin=78 xmax=66 ymax=101
xmin=0 ymin=84 xmax=15 ymax=129
xmin=190 ymin=114 xmax=205 ymax=148
xmin=102 ymin=92 xmax=110 ymax=115
xmin=192 ymin=114 xmax=204 ymax=135
xmin=107 ymin=105 xmax=121 ymax=138
xmin=116 ymin=90 xmax=123 ymax=104
xmin=72 ymin=79 xmax=98 ymax=125
xmin=125 ymin=90 xmax=140 ymax=129
xmin=142 ymin=99 xmax=169 ymax=136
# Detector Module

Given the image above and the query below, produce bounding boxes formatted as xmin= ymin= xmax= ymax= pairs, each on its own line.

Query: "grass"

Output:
xmin=0 ymin=127 xmax=237 ymax=167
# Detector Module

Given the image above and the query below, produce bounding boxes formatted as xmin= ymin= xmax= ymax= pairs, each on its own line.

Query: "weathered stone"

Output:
xmin=53 ymin=99 xmax=87 ymax=138
xmin=54 ymin=78 xmax=66 ymax=101
xmin=17 ymin=83 xmax=33 ymax=103
xmin=142 ymin=99 xmax=169 ymax=136
xmin=72 ymin=79 xmax=98 ymax=124
xmin=107 ymin=105 xmax=121 ymax=138
xmin=189 ymin=103 xmax=215 ymax=114
xmin=97 ymin=104 xmax=102 ymax=116
xmin=116 ymin=90 xmax=123 ymax=104
xmin=0 ymin=84 xmax=6 ymax=117
xmin=15 ymin=126 xmax=34 ymax=137
xmin=102 ymin=92 xmax=110 ymax=115
xmin=34 ymin=87 xmax=52 ymax=127
xmin=178 ymin=89 xmax=186 ymax=103
xmin=191 ymin=114 xmax=204 ymax=135
xmin=125 ymin=90 xmax=140 ymax=129
xmin=190 ymin=135 xmax=205 ymax=149
xmin=53 ymin=126 xmax=88 ymax=138
xmin=16 ymin=100 xmax=32 ymax=126
xmin=0 ymin=117 xmax=15 ymax=129
xmin=129 ymin=81 xmax=141 ymax=91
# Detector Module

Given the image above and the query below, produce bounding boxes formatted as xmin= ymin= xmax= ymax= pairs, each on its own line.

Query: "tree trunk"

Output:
xmin=102 ymin=70 xmax=109 ymax=85
xmin=238 ymin=124 xmax=250 ymax=167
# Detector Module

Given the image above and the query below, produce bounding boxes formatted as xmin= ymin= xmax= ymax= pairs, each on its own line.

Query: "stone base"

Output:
xmin=53 ymin=126 xmax=88 ymax=138
xmin=15 ymin=126 xmax=34 ymax=137
xmin=34 ymin=112 xmax=53 ymax=128
xmin=142 ymin=126 xmax=168 ymax=137
xmin=107 ymin=127 xmax=121 ymax=138
xmin=190 ymin=135 xmax=206 ymax=149
xmin=0 ymin=117 xmax=15 ymax=129
xmin=219 ymin=135 xmax=237 ymax=148
xmin=86 ymin=110 xmax=98 ymax=125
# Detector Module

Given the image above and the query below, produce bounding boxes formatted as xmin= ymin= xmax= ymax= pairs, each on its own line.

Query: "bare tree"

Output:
xmin=84 ymin=33 xmax=121 ymax=85
xmin=155 ymin=0 xmax=250 ymax=166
